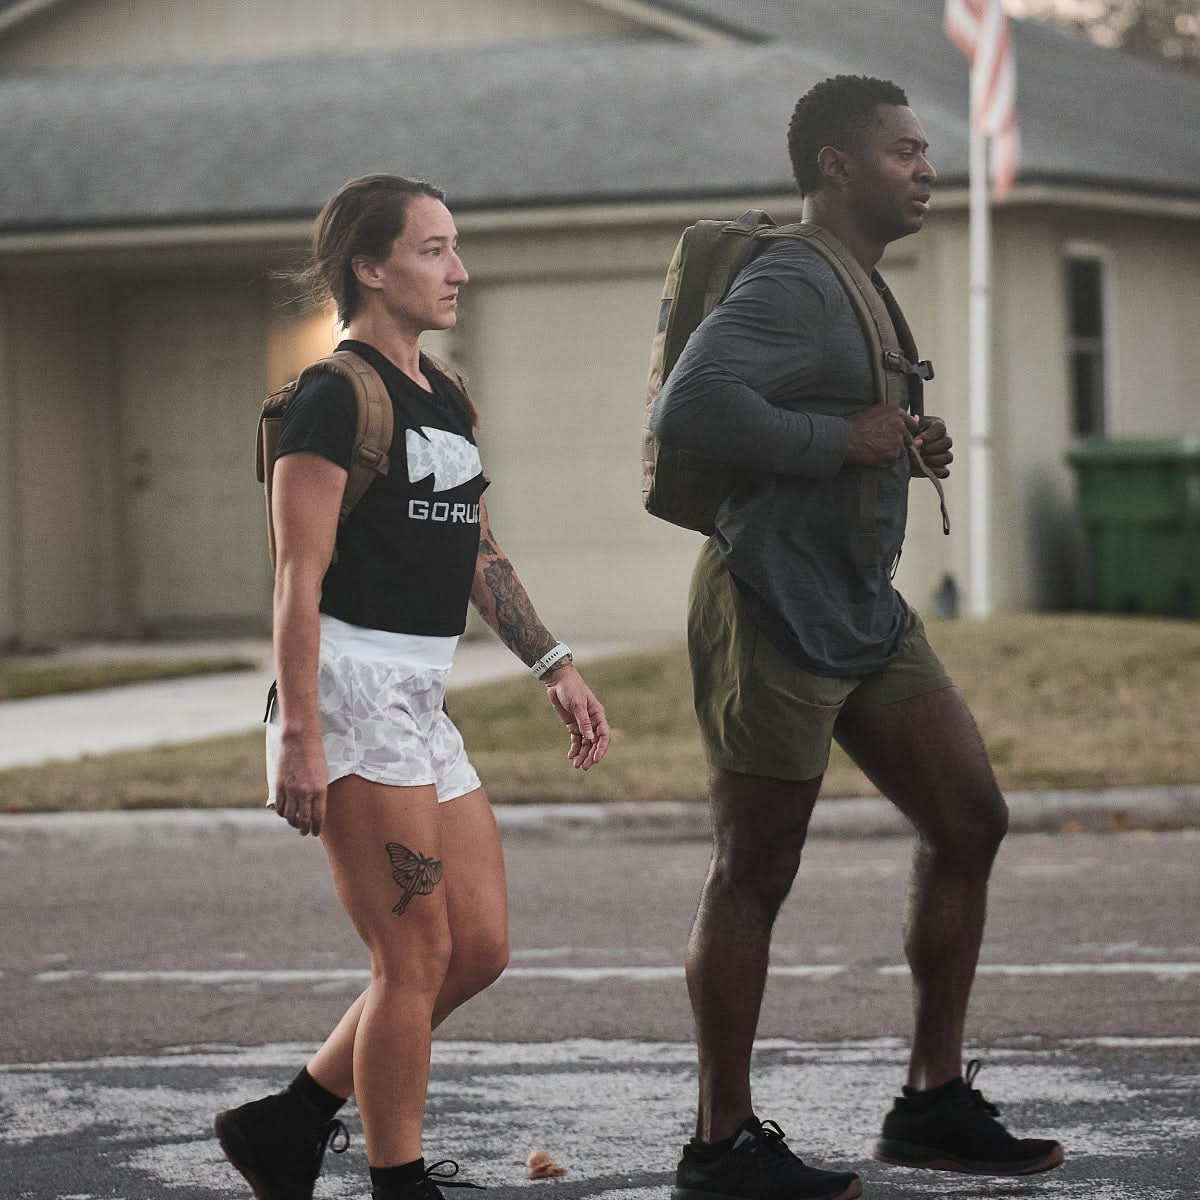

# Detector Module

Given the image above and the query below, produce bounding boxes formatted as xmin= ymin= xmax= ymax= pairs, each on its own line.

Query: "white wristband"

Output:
xmin=531 ymin=642 xmax=572 ymax=680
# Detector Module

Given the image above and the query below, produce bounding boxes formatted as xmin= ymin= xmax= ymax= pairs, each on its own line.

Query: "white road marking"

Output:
xmin=29 ymin=961 xmax=1200 ymax=986
xmin=0 ymin=1038 xmax=1196 ymax=1199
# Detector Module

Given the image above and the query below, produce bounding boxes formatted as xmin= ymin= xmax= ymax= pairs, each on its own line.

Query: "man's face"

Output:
xmin=843 ymin=104 xmax=936 ymax=245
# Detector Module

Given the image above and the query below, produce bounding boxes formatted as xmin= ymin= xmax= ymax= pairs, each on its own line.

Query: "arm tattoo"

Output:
xmin=479 ymin=556 xmax=556 ymax=664
xmin=386 ymin=842 xmax=443 ymax=916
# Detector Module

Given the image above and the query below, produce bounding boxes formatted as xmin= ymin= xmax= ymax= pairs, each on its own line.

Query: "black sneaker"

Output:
xmin=672 ymin=1116 xmax=862 ymax=1200
xmin=373 ymin=1159 xmax=485 ymax=1200
xmin=873 ymin=1059 xmax=1065 ymax=1176
xmin=214 ymin=1091 xmax=349 ymax=1200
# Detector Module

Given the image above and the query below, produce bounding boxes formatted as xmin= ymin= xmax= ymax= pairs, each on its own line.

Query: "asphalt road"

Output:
xmin=1 ymin=814 xmax=1197 ymax=1198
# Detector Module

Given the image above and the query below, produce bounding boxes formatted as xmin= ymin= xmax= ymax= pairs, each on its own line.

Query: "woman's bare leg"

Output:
xmin=307 ymin=787 xmax=508 ymax=1104
xmin=318 ymin=774 xmax=449 ymax=1167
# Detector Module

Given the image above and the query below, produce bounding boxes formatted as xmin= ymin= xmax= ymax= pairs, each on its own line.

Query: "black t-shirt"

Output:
xmin=274 ymin=339 xmax=488 ymax=636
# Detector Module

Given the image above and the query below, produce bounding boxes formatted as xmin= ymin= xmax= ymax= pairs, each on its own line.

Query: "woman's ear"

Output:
xmin=351 ymin=254 xmax=382 ymax=291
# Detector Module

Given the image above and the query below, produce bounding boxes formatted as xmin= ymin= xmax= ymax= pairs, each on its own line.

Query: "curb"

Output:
xmin=0 ymin=784 xmax=1196 ymax=846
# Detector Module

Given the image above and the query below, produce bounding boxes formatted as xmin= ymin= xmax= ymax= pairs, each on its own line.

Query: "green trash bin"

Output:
xmin=1068 ymin=437 xmax=1200 ymax=617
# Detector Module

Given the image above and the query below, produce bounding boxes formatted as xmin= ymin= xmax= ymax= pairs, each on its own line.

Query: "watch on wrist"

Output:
xmin=531 ymin=642 xmax=573 ymax=680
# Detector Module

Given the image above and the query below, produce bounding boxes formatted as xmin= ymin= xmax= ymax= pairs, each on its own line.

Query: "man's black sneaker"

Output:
xmin=672 ymin=1115 xmax=862 ymax=1200
xmin=373 ymin=1159 xmax=484 ymax=1200
xmin=873 ymin=1059 xmax=1065 ymax=1176
xmin=214 ymin=1091 xmax=349 ymax=1200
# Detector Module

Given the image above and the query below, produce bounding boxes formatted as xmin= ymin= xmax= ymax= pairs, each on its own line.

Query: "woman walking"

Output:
xmin=214 ymin=174 xmax=610 ymax=1200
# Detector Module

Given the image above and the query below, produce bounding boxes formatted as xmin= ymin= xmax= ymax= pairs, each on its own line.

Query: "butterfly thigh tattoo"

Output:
xmin=386 ymin=842 xmax=444 ymax=915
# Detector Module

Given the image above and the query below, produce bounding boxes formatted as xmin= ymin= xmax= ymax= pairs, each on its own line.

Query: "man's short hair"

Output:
xmin=787 ymin=75 xmax=910 ymax=196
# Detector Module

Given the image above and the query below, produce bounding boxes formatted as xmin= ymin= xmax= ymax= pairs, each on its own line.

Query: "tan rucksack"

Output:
xmin=256 ymin=349 xmax=392 ymax=567
xmin=642 ymin=210 xmax=949 ymax=536
xmin=256 ymin=348 xmax=471 ymax=567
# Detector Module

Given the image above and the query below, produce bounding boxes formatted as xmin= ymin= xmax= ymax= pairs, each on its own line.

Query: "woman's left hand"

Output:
xmin=543 ymin=664 xmax=611 ymax=769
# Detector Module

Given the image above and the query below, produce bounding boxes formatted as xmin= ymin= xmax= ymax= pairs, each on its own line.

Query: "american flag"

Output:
xmin=944 ymin=0 xmax=1020 ymax=198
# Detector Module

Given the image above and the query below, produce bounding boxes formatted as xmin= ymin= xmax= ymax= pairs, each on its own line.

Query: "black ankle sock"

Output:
xmin=370 ymin=1158 xmax=426 ymax=1194
xmin=902 ymin=1074 xmax=964 ymax=1111
xmin=690 ymin=1130 xmax=738 ymax=1158
xmin=286 ymin=1066 xmax=347 ymax=1123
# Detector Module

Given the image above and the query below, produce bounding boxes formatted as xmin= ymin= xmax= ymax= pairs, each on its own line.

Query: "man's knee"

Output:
xmin=707 ymin=768 xmax=818 ymax=913
xmin=925 ymin=784 xmax=1009 ymax=864
xmin=708 ymin=823 xmax=808 ymax=921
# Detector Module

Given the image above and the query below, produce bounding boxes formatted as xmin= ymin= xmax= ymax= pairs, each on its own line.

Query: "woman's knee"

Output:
xmin=449 ymin=925 xmax=510 ymax=993
xmin=368 ymin=920 xmax=455 ymax=997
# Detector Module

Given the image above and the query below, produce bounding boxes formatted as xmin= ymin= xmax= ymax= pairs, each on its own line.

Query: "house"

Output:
xmin=1 ymin=0 xmax=1198 ymax=645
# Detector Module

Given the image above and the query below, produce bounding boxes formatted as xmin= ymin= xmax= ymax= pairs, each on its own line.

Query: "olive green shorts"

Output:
xmin=687 ymin=538 xmax=954 ymax=782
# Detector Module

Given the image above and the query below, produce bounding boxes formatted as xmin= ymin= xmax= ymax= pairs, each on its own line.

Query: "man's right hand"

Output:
xmin=845 ymin=407 xmax=919 ymax=467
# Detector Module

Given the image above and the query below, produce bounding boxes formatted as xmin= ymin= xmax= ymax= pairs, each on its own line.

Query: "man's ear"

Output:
xmin=351 ymin=254 xmax=383 ymax=292
xmin=816 ymin=145 xmax=850 ymax=190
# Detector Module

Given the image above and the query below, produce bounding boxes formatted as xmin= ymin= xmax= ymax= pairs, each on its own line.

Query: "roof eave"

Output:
xmin=2 ymin=180 xmax=1198 ymax=258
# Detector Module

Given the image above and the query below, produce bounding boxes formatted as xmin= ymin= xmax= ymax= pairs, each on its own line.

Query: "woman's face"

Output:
xmin=360 ymin=194 xmax=469 ymax=333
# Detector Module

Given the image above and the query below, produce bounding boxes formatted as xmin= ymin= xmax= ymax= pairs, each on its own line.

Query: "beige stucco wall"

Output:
xmin=4 ymin=201 xmax=1198 ymax=644
xmin=115 ymin=273 xmax=273 ymax=636
xmin=2 ymin=276 xmax=123 ymax=642
xmin=0 ymin=0 xmax=655 ymax=71
xmin=451 ymin=219 xmax=697 ymax=638
xmin=0 ymin=285 xmax=17 ymax=644
xmin=1063 ymin=211 xmax=1200 ymax=439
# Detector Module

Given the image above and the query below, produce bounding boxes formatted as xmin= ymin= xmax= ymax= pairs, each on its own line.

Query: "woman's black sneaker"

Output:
xmin=214 ymin=1091 xmax=349 ymax=1200
xmin=373 ymin=1159 xmax=485 ymax=1200
xmin=672 ymin=1115 xmax=862 ymax=1200
xmin=873 ymin=1059 xmax=1065 ymax=1176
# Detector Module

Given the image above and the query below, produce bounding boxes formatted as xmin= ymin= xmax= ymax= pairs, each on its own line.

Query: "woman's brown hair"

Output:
xmin=302 ymin=174 xmax=476 ymax=426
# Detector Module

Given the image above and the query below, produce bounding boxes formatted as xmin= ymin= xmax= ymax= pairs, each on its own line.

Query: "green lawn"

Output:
xmin=1 ymin=614 xmax=1198 ymax=814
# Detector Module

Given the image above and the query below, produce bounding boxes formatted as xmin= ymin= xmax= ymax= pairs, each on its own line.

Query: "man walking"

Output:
xmin=652 ymin=75 xmax=1063 ymax=1200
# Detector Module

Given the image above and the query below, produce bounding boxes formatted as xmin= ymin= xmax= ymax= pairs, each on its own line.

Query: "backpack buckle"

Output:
xmin=356 ymin=445 xmax=386 ymax=469
xmin=883 ymin=351 xmax=935 ymax=382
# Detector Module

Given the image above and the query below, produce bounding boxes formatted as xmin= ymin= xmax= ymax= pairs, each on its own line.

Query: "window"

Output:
xmin=1065 ymin=251 xmax=1110 ymax=439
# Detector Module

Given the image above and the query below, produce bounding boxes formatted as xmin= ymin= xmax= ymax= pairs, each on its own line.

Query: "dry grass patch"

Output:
xmin=0 ymin=614 xmax=1196 ymax=814
xmin=0 ymin=656 xmax=256 ymax=701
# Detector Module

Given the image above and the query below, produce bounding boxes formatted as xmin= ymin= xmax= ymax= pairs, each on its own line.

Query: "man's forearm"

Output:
xmin=652 ymin=361 xmax=848 ymax=477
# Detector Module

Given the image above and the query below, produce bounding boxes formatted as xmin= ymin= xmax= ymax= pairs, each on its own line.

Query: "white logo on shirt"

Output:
xmin=406 ymin=427 xmax=481 ymax=492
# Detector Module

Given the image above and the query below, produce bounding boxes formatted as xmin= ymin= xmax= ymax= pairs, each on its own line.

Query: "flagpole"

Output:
xmin=967 ymin=59 xmax=993 ymax=619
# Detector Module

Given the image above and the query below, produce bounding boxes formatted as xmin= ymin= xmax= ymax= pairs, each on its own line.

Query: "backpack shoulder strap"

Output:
xmin=420 ymin=350 xmax=479 ymax=429
xmin=760 ymin=223 xmax=905 ymax=410
xmin=759 ymin=223 xmax=949 ymax=534
xmin=299 ymin=349 xmax=393 ymax=521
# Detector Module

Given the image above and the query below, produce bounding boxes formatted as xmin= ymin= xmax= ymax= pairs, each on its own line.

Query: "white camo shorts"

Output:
xmin=266 ymin=646 xmax=481 ymax=805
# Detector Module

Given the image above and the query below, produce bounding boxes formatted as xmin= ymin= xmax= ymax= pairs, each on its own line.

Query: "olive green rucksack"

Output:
xmin=641 ymin=209 xmax=948 ymax=536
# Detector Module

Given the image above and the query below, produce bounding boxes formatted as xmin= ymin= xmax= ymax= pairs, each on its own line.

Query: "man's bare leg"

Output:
xmin=835 ymin=686 xmax=1007 ymax=1089
xmin=687 ymin=768 xmax=822 ymax=1142
xmin=835 ymin=686 xmax=1062 ymax=1175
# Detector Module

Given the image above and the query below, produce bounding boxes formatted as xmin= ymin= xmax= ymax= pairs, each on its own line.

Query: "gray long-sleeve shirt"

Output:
xmin=651 ymin=238 xmax=911 ymax=676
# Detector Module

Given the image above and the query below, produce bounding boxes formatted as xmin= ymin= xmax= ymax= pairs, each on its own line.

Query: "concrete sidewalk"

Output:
xmin=0 ymin=636 xmax=644 ymax=770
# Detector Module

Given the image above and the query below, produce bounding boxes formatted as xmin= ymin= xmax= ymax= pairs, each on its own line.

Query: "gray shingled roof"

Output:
xmin=2 ymin=0 xmax=1198 ymax=232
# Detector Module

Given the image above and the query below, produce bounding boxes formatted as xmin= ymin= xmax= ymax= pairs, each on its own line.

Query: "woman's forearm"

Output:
xmin=272 ymin=563 xmax=325 ymax=738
